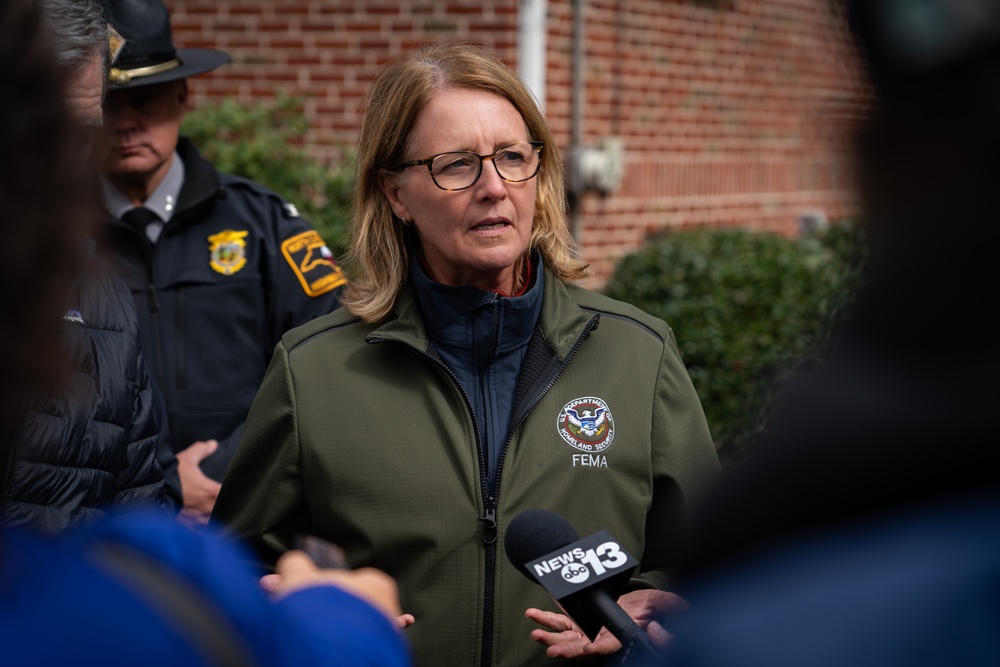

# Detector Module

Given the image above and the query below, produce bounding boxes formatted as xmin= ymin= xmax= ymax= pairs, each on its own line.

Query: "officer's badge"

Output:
xmin=208 ymin=229 xmax=249 ymax=275
xmin=281 ymin=230 xmax=347 ymax=297
xmin=557 ymin=396 xmax=615 ymax=452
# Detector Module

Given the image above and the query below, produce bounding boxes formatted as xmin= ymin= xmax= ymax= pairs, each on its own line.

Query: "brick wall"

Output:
xmin=167 ymin=1 xmax=519 ymax=159
xmin=167 ymin=0 xmax=869 ymax=286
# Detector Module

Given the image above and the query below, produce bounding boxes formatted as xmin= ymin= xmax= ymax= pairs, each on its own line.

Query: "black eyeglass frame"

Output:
xmin=391 ymin=141 xmax=545 ymax=191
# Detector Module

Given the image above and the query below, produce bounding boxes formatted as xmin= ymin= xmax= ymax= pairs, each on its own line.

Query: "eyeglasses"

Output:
xmin=392 ymin=141 xmax=544 ymax=191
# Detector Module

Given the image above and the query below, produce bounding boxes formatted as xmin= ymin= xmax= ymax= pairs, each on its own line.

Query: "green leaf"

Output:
xmin=181 ymin=94 xmax=355 ymax=256
xmin=604 ymin=222 xmax=868 ymax=465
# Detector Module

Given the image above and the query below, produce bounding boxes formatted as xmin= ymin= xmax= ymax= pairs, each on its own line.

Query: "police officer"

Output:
xmin=95 ymin=0 xmax=346 ymax=524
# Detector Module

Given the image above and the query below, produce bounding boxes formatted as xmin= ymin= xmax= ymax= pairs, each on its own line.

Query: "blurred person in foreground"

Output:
xmin=657 ymin=2 xmax=1000 ymax=665
xmin=0 ymin=0 xmax=171 ymax=533
xmin=213 ymin=42 xmax=721 ymax=666
xmin=94 ymin=0 xmax=348 ymax=525
xmin=0 ymin=2 xmax=409 ymax=665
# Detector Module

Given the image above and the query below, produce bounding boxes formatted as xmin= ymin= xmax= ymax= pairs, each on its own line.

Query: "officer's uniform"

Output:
xmin=99 ymin=137 xmax=346 ymax=481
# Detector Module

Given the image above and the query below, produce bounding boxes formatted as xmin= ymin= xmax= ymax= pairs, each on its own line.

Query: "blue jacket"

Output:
xmin=662 ymin=498 xmax=1000 ymax=667
xmin=1 ymin=512 xmax=410 ymax=667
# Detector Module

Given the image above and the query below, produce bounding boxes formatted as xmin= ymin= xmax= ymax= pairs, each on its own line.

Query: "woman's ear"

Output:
xmin=377 ymin=171 xmax=411 ymax=223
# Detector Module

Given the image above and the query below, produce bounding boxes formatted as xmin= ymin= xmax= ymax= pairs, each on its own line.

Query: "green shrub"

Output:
xmin=603 ymin=222 xmax=867 ymax=465
xmin=181 ymin=95 xmax=354 ymax=255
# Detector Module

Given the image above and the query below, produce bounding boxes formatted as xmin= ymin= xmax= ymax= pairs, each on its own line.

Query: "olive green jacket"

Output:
xmin=214 ymin=267 xmax=720 ymax=667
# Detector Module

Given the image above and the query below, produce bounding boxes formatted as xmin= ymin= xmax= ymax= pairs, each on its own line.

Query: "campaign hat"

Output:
xmin=99 ymin=0 xmax=229 ymax=89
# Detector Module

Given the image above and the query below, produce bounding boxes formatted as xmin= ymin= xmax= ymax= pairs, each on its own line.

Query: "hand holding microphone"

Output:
xmin=524 ymin=591 xmax=680 ymax=660
xmin=504 ymin=509 xmax=684 ymax=662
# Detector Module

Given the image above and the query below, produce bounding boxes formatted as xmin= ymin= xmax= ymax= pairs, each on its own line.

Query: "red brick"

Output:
xmin=364 ymin=5 xmax=407 ymax=16
xmin=168 ymin=0 xmax=869 ymax=284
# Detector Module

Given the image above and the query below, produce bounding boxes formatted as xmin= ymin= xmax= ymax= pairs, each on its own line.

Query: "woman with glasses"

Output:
xmin=214 ymin=42 xmax=719 ymax=667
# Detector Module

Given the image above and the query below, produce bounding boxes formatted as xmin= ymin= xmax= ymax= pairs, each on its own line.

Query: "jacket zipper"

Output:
xmin=480 ymin=315 xmax=599 ymax=667
xmin=372 ymin=314 xmax=599 ymax=667
xmin=175 ymin=289 xmax=186 ymax=390
xmin=115 ymin=215 xmax=166 ymax=388
xmin=138 ymin=231 xmax=166 ymax=394
xmin=147 ymin=283 xmax=165 ymax=390
xmin=369 ymin=337 xmax=496 ymax=659
xmin=492 ymin=315 xmax=601 ymax=499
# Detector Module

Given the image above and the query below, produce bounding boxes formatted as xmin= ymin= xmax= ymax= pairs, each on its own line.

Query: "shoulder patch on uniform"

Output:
xmin=281 ymin=230 xmax=347 ymax=297
xmin=208 ymin=229 xmax=249 ymax=275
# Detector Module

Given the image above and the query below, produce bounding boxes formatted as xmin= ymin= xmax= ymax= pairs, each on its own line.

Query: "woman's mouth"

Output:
xmin=471 ymin=218 xmax=511 ymax=235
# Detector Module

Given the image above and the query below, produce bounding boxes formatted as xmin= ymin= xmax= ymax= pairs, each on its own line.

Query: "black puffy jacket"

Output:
xmin=1 ymin=240 xmax=167 ymax=533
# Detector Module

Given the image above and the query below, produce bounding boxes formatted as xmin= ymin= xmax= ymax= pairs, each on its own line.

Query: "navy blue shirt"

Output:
xmin=411 ymin=255 xmax=544 ymax=490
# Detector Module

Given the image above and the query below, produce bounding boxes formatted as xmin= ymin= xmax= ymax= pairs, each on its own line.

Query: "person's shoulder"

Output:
xmin=560 ymin=280 xmax=672 ymax=342
xmin=217 ymin=171 xmax=277 ymax=199
xmin=281 ymin=307 xmax=365 ymax=355
xmin=77 ymin=246 xmax=140 ymax=335
xmin=85 ymin=251 xmax=131 ymax=298
xmin=217 ymin=172 xmax=306 ymax=222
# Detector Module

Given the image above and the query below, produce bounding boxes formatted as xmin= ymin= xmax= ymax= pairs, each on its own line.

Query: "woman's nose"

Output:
xmin=475 ymin=157 xmax=509 ymax=200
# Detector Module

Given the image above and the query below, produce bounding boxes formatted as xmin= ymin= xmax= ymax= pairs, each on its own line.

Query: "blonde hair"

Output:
xmin=340 ymin=42 xmax=588 ymax=324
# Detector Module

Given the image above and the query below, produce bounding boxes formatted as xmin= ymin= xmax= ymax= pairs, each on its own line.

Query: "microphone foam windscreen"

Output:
xmin=504 ymin=509 xmax=580 ymax=579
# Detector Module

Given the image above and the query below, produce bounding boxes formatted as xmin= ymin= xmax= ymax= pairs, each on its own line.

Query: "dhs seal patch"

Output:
xmin=557 ymin=396 xmax=615 ymax=452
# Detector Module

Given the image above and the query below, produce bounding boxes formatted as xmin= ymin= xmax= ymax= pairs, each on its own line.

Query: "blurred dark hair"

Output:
xmin=37 ymin=0 xmax=111 ymax=99
xmin=850 ymin=0 xmax=1000 ymax=242
xmin=677 ymin=0 xmax=1000 ymax=583
xmin=0 ymin=0 xmax=94 ymax=441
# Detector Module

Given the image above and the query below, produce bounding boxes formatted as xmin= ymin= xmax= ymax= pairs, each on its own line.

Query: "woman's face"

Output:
xmin=379 ymin=87 xmax=537 ymax=293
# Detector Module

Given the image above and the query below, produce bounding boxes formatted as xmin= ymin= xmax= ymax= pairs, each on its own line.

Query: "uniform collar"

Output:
xmin=101 ymin=150 xmax=185 ymax=222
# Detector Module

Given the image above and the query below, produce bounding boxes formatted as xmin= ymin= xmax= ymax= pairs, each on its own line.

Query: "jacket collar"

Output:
xmin=174 ymin=136 xmax=222 ymax=218
xmin=368 ymin=259 xmax=595 ymax=361
xmin=536 ymin=266 xmax=600 ymax=359
xmin=410 ymin=253 xmax=543 ymax=356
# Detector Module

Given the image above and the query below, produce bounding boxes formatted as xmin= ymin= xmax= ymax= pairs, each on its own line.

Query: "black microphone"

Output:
xmin=504 ymin=509 xmax=660 ymax=663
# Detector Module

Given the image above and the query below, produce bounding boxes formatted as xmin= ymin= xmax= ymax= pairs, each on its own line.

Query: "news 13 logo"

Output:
xmin=524 ymin=530 xmax=638 ymax=599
